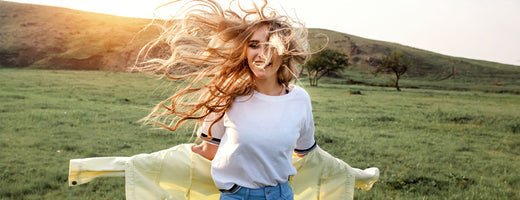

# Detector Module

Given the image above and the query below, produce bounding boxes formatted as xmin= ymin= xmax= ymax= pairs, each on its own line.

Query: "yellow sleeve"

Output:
xmin=69 ymin=144 xmax=378 ymax=200
xmin=291 ymin=146 xmax=379 ymax=200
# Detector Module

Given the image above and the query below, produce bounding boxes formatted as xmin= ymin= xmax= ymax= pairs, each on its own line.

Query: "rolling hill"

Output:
xmin=1 ymin=1 xmax=519 ymax=92
xmin=308 ymin=28 xmax=519 ymax=80
xmin=0 ymin=1 xmax=157 ymax=71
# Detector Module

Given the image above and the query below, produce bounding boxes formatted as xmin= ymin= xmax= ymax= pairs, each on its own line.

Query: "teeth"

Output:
xmin=253 ymin=62 xmax=271 ymax=68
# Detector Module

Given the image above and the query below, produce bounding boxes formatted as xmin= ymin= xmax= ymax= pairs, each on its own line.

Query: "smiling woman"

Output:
xmin=133 ymin=0 xmax=321 ymax=199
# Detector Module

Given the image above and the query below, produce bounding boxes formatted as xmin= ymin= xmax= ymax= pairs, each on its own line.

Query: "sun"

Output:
xmin=4 ymin=0 xmax=278 ymax=19
xmin=5 ymin=0 xmax=169 ymax=19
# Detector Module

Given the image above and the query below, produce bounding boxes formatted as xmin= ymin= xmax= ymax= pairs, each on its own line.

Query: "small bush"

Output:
xmin=347 ymin=90 xmax=362 ymax=95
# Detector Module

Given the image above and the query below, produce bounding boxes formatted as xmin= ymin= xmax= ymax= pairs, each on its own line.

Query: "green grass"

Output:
xmin=1 ymin=69 xmax=519 ymax=199
xmin=306 ymin=84 xmax=519 ymax=199
xmin=315 ymin=69 xmax=520 ymax=95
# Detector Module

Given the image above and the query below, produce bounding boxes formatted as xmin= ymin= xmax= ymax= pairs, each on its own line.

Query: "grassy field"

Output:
xmin=1 ymin=69 xmax=519 ymax=199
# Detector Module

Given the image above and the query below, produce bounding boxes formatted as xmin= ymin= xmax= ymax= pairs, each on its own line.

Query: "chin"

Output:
xmin=253 ymin=74 xmax=267 ymax=79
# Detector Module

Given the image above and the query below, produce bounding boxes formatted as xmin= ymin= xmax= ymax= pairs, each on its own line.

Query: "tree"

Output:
xmin=374 ymin=50 xmax=412 ymax=91
xmin=304 ymin=49 xmax=349 ymax=86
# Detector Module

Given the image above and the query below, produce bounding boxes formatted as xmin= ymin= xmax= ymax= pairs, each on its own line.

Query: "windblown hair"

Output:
xmin=135 ymin=0 xmax=309 ymax=137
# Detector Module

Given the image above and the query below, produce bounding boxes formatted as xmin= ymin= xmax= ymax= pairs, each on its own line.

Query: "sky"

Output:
xmin=6 ymin=0 xmax=520 ymax=66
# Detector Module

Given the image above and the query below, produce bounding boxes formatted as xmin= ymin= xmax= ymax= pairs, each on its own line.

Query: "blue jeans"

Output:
xmin=219 ymin=181 xmax=294 ymax=200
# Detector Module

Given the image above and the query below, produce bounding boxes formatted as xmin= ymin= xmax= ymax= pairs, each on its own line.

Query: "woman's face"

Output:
xmin=246 ymin=25 xmax=282 ymax=82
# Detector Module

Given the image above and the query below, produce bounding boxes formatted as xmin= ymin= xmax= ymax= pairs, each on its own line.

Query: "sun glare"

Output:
xmin=5 ymin=0 xmax=294 ymax=19
xmin=5 ymin=0 xmax=168 ymax=18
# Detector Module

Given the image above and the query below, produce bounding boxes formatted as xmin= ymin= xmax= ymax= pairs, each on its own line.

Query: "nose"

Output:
xmin=257 ymin=46 xmax=266 ymax=59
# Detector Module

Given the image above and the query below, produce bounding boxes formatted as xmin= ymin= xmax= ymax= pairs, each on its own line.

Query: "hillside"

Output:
xmin=308 ymin=29 xmax=519 ymax=80
xmin=1 ymin=1 xmax=519 ymax=91
xmin=0 ymin=1 xmax=158 ymax=71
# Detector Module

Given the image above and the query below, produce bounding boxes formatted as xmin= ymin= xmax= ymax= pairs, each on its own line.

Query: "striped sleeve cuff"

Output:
xmin=294 ymin=141 xmax=317 ymax=155
xmin=200 ymin=133 xmax=221 ymax=146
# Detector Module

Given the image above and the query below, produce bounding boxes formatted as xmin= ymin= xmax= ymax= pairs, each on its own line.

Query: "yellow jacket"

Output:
xmin=69 ymin=144 xmax=378 ymax=200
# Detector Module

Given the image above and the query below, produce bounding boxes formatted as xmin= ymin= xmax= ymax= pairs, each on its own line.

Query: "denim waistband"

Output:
xmin=220 ymin=181 xmax=292 ymax=197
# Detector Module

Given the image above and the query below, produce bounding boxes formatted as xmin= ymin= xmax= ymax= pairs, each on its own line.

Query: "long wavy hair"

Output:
xmin=135 ymin=0 xmax=309 ymax=138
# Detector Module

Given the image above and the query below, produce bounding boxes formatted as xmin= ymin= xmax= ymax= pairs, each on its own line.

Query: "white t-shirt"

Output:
xmin=200 ymin=85 xmax=316 ymax=190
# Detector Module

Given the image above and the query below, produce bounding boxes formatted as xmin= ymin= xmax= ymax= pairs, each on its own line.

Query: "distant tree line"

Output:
xmin=301 ymin=48 xmax=412 ymax=91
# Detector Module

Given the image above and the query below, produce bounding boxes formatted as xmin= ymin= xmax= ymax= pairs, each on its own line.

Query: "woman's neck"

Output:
xmin=254 ymin=79 xmax=285 ymax=96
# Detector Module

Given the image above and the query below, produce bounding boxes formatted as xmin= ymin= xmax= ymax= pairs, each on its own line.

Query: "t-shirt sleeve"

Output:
xmin=199 ymin=112 xmax=225 ymax=145
xmin=294 ymin=90 xmax=317 ymax=155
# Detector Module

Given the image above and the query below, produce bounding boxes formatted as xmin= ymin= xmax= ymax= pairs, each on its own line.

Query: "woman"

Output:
xmin=137 ymin=0 xmax=315 ymax=199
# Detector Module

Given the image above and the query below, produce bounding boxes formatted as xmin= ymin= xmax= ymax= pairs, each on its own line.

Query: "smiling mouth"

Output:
xmin=255 ymin=62 xmax=272 ymax=68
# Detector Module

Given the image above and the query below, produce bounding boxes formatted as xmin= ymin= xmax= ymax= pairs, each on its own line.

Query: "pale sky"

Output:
xmin=6 ymin=0 xmax=520 ymax=66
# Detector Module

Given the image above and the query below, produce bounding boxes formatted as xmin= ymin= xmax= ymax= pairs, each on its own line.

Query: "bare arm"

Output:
xmin=191 ymin=142 xmax=219 ymax=161
xmin=294 ymin=153 xmax=307 ymax=158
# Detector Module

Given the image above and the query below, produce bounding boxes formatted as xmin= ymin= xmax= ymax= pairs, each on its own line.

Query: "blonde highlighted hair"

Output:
xmin=135 ymin=0 xmax=309 ymax=137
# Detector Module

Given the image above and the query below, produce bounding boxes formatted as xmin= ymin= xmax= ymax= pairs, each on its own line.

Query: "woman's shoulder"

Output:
xmin=289 ymin=85 xmax=311 ymax=99
xmin=289 ymin=85 xmax=308 ymax=93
